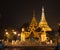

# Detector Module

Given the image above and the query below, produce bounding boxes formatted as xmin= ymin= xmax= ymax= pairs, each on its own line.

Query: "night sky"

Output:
xmin=0 ymin=0 xmax=60 ymax=30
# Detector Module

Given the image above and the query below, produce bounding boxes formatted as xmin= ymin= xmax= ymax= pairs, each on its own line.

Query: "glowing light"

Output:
xmin=5 ymin=29 xmax=7 ymax=31
xmin=50 ymin=40 xmax=53 ymax=44
xmin=22 ymin=28 xmax=25 ymax=32
xmin=6 ymin=32 xmax=8 ymax=35
xmin=12 ymin=29 xmax=17 ymax=35
xmin=59 ymin=23 xmax=60 ymax=26
xmin=18 ymin=34 xmax=20 ymax=36
xmin=13 ymin=31 xmax=17 ymax=35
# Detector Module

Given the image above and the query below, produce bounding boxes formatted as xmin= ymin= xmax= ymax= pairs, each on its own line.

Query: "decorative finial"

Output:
xmin=42 ymin=6 xmax=44 ymax=12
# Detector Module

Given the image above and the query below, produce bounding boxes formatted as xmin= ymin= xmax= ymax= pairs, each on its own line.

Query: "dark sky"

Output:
xmin=0 ymin=0 xmax=60 ymax=30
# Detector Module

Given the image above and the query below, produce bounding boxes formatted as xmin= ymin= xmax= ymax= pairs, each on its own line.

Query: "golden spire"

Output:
xmin=29 ymin=11 xmax=37 ymax=30
xmin=39 ymin=6 xmax=52 ymax=31
xmin=41 ymin=6 xmax=46 ymax=21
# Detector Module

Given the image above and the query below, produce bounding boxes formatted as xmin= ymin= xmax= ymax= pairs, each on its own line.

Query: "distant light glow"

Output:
xmin=22 ymin=28 xmax=25 ymax=32
xmin=13 ymin=31 xmax=17 ymax=35
xmin=59 ymin=23 xmax=60 ymax=26
xmin=18 ymin=34 xmax=20 ymax=36
xmin=5 ymin=29 xmax=7 ymax=31
xmin=6 ymin=32 xmax=8 ymax=35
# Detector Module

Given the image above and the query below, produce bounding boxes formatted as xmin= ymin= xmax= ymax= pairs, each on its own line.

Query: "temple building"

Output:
xmin=21 ymin=6 xmax=52 ymax=43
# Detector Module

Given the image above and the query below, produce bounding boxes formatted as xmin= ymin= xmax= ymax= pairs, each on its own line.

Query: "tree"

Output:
xmin=20 ymin=22 xmax=29 ymax=32
xmin=58 ymin=26 xmax=60 ymax=33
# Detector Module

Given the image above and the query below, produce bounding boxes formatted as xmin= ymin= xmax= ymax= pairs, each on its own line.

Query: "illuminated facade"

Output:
xmin=21 ymin=6 xmax=52 ymax=42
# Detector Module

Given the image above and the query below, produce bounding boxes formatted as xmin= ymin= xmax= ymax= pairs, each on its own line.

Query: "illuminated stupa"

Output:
xmin=39 ymin=6 xmax=52 ymax=31
xmin=29 ymin=11 xmax=37 ymax=31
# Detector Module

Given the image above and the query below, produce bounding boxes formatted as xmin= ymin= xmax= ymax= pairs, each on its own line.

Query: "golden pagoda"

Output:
xmin=39 ymin=6 xmax=52 ymax=31
xmin=29 ymin=11 xmax=37 ymax=31
xmin=38 ymin=6 xmax=52 ymax=42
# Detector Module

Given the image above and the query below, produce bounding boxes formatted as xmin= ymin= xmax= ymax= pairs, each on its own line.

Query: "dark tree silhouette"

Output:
xmin=20 ymin=22 xmax=29 ymax=32
xmin=58 ymin=25 xmax=60 ymax=35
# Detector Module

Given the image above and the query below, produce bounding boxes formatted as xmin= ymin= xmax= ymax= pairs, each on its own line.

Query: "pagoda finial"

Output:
xmin=42 ymin=6 xmax=44 ymax=12
xmin=41 ymin=6 xmax=45 ymax=21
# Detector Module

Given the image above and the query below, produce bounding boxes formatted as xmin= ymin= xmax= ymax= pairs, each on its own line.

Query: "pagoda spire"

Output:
xmin=41 ymin=6 xmax=46 ymax=21
xmin=39 ymin=6 xmax=52 ymax=31
xmin=29 ymin=11 xmax=37 ymax=30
